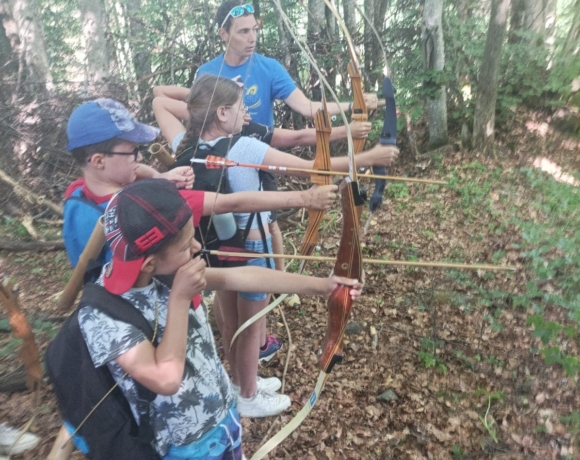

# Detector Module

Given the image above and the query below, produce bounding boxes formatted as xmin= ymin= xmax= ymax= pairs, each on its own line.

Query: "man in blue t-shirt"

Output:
xmin=197 ymin=0 xmax=382 ymax=126
xmin=195 ymin=1 xmax=394 ymax=374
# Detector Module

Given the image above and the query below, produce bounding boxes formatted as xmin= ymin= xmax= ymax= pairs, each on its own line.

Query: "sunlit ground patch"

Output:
xmin=532 ymin=157 xmax=579 ymax=186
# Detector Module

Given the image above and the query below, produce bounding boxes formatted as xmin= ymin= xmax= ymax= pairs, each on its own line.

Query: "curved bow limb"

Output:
xmin=298 ymin=98 xmax=333 ymax=259
xmin=318 ymin=178 xmax=363 ymax=373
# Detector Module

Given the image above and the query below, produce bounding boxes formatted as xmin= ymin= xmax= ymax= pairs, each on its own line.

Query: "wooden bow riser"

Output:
xmin=347 ymin=61 xmax=368 ymax=155
xmin=299 ymin=105 xmax=333 ymax=256
xmin=318 ymin=179 xmax=363 ymax=373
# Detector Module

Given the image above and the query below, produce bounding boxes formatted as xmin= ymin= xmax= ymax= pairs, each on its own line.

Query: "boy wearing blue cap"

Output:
xmin=63 ymin=98 xmax=336 ymax=269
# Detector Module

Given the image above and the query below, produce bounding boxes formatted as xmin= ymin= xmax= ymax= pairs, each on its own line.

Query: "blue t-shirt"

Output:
xmin=197 ymin=53 xmax=297 ymax=127
xmin=63 ymin=188 xmax=110 ymax=268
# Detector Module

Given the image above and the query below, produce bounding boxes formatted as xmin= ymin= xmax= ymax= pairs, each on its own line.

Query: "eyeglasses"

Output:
xmin=88 ymin=147 xmax=140 ymax=163
xmin=220 ymin=3 xmax=255 ymax=29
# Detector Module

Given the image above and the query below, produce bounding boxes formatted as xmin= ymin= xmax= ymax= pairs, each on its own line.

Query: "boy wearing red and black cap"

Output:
xmin=75 ymin=179 xmax=363 ymax=459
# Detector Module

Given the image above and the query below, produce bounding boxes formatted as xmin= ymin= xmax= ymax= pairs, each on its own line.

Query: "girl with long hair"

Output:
xmin=175 ymin=74 xmax=398 ymax=417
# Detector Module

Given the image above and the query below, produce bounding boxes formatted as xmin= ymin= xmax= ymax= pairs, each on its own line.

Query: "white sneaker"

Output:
xmin=257 ymin=376 xmax=282 ymax=393
xmin=231 ymin=376 xmax=282 ymax=395
xmin=237 ymin=391 xmax=291 ymax=418
xmin=0 ymin=423 xmax=39 ymax=455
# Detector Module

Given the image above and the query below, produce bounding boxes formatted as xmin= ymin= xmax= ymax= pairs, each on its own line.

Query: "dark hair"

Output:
xmin=175 ymin=74 xmax=243 ymax=157
xmin=216 ymin=0 xmax=252 ymax=32
xmin=69 ymin=138 xmax=124 ymax=166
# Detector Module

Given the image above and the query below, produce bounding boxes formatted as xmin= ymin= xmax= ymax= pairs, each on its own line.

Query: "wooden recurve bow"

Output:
xmin=298 ymin=96 xmax=333 ymax=262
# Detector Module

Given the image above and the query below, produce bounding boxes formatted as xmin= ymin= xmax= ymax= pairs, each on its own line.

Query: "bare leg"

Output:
xmin=265 ymin=221 xmax=286 ymax=345
xmin=213 ymin=290 xmax=239 ymax=383
xmin=235 ymin=295 xmax=268 ymax=398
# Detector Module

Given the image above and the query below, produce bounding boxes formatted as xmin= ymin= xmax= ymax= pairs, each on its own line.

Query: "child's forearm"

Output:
xmin=206 ymin=266 xmax=327 ymax=295
xmin=211 ymin=190 xmax=312 ymax=214
xmin=115 ymin=296 xmax=190 ymax=395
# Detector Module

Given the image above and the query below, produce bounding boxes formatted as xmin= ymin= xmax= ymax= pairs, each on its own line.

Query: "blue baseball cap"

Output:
xmin=66 ymin=98 xmax=159 ymax=151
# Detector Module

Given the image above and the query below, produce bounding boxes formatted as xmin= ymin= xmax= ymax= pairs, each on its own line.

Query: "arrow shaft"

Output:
xmin=206 ymin=250 xmax=515 ymax=271
xmin=192 ymin=159 xmax=446 ymax=185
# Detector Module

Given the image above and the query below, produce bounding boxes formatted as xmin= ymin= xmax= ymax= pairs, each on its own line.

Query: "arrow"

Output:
xmin=191 ymin=156 xmax=446 ymax=185
xmin=202 ymin=249 xmax=515 ymax=271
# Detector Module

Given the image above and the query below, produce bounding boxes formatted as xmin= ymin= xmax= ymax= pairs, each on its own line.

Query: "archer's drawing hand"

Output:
xmin=366 ymin=143 xmax=399 ymax=167
xmin=349 ymin=120 xmax=372 ymax=138
xmin=243 ymin=111 xmax=252 ymax=125
xmin=326 ymin=275 xmax=364 ymax=300
xmin=171 ymin=257 xmax=207 ymax=305
xmin=159 ymin=166 xmax=195 ymax=189
xmin=307 ymin=184 xmax=338 ymax=210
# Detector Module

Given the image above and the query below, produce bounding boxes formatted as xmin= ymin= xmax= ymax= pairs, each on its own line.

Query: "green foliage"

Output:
xmin=451 ymin=444 xmax=466 ymax=460
xmin=386 ymin=183 xmax=409 ymax=199
xmin=443 ymin=10 xmax=486 ymax=126
xmin=1 ymin=217 xmax=31 ymax=239
xmin=496 ymin=31 xmax=550 ymax=118
xmin=418 ymin=337 xmax=447 ymax=373
xmin=511 ymin=167 xmax=580 ymax=375
xmin=37 ymin=0 xmax=82 ymax=82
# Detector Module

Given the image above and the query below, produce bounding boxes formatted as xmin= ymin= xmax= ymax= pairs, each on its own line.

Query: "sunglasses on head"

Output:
xmin=221 ymin=3 xmax=255 ymax=29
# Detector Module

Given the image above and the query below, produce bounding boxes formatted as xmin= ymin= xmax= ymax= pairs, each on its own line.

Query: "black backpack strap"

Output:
xmin=81 ymin=284 xmax=154 ymax=339
xmin=80 ymin=284 xmax=158 ymax=440
xmin=242 ymin=212 xmax=255 ymax=242
xmin=255 ymin=212 xmax=272 ymax=269
xmin=241 ymin=213 xmax=272 ymax=269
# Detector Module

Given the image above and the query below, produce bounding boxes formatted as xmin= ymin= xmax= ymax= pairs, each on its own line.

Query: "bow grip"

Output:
xmin=370 ymin=77 xmax=397 ymax=213
xmin=379 ymin=76 xmax=397 ymax=146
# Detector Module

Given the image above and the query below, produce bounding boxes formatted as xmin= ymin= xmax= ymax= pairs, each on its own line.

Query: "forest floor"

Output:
xmin=0 ymin=108 xmax=579 ymax=459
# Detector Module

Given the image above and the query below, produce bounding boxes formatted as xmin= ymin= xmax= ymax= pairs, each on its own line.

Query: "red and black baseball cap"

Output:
xmin=103 ymin=179 xmax=192 ymax=295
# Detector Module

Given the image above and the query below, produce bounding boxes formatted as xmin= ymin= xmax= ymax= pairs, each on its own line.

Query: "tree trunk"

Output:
xmin=0 ymin=0 xmax=19 ymax=94
xmin=274 ymin=2 xmax=291 ymax=71
xmin=360 ymin=0 xmax=388 ymax=89
xmin=510 ymin=0 xmax=557 ymax=43
xmin=126 ymin=0 xmax=151 ymax=98
xmin=78 ymin=0 xmax=112 ymax=88
xmin=0 ymin=3 xmax=14 ymax=70
xmin=456 ymin=0 xmax=474 ymax=21
xmin=363 ymin=0 xmax=375 ymax=87
xmin=523 ymin=0 xmax=546 ymax=35
xmin=307 ymin=0 xmax=325 ymax=102
xmin=562 ymin=0 xmax=580 ymax=55
xmin=343 ymin=0 xmax=356 ymax=34
xmin=423 ymin=0 xmax=447 ymax=148
xmin=472 ymin=0 xmax=511 ymax=150
xmin=308 ymin=0 xmax=324 ymax=42
xmin=8 ymin=0 xmax=52 ymax=92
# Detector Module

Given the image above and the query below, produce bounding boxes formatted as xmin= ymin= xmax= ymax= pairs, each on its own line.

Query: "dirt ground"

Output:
xmin=0 ymin=106 xmax=579 ymax=459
